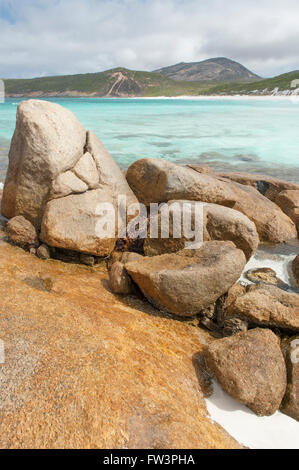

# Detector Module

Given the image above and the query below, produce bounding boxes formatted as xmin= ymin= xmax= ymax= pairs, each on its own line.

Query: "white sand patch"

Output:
xmin=130 ymin=95 xmax=299 ymax=103
xmin=206 ymin=381 xmax=299 ymax=449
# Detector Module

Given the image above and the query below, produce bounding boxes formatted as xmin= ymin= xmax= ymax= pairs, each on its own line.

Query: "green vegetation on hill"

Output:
xmin=206 ymin=71 xmax=299 ymax=95
xmin=3 ymin=67 xmax=299 ymax=97
xmin=3 ymin=67 xmax=211 ymax=97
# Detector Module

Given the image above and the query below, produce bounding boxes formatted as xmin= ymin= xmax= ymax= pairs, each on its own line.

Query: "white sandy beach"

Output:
xmin=132 ymin=94 xmax=299 ymax=102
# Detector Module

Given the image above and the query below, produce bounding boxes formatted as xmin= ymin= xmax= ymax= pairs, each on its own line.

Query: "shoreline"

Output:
xmin=5 ymin=94 xmax=299 ymax=102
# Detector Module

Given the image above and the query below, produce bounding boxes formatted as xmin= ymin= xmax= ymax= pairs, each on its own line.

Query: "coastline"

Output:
xmin=5 ymin=94 xmax=299 ymax=101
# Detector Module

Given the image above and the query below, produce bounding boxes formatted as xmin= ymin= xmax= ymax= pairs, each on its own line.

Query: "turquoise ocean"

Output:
xmin=0 ymin=97 xmax=298 ymax=182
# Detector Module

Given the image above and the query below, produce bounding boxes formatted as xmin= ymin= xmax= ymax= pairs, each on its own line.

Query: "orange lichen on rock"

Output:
xmin=0 ymin=224 xmax=241 ymax=449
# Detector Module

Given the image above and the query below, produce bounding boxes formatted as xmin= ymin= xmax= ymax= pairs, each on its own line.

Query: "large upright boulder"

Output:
xmin=125 ymin=241 xmax=246 ymax=316
xmin=203 ymin=328 xmax=287 ymax=416
xmin=126 ymin=159 xmax=297 ymax=243
xmin=144 ymin=200 xmax=259 ymax=260
xmin=2 ymin=100 xmax=138 ymax=257
xmin=2 ymin=100 xmax=86 ymax=227
xmin=40 ymin=131 xmax=138 ymax=255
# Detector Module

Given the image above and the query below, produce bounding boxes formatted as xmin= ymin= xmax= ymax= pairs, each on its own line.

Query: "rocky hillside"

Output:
xmin=4 ymin=63 xmax=299 ymax=97
xmin=3 ymin=67 xmax=211 ymax=98
xmin=155 ymin=57 xmax=261 ymax=82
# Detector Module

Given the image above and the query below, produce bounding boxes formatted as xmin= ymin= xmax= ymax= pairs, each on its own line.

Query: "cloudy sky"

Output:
xmin=0 ymin=0 xmax=298 ymax=79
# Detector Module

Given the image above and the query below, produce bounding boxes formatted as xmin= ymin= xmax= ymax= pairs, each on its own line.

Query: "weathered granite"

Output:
xmin=0 ymin=226 xmax=241 ymax=449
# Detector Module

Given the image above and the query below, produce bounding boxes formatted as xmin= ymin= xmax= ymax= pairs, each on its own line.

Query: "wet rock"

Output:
xmin=109 ymin=261 xmax=134 ymax=295
xmin=125 ymin=241 xmax=246 ymax=317
xmin=203 ymin=328 xmax=287 ymax=416
xmin=281 ymin=336 xmax=299 ymax=421
xmin=6 ymin=216 xmax=38 ymax=249
xmin=200 ymin=317 xmax=219 ymax=332
xmin=144 ymin=200 xmax=259 ymax=260
xmin=293 ymin=255 xmax=299 ymax=286
xmin=275 ymin=190 xmax=299 ymax=234
xmin=227 ymin=284 xmax=299 ymax=332
xmin=37 ymin=244 xmax=51 ymax=260
xmin=126 ymin=158 xmax=297 ymax=243
xmin=245 ymin=267 xmax=290 ymax=291
xmin=222 ymin=317 xmax=248 ymax=337
xmin=51 ymin=248 xmax=80 ymax=264
xmin=79 ymin=254 xmax=95 ymax=266
xmin=2 ymin=100 xmax=86 ymax=227
xmin=200 ymin=304 xmax=216 ymax=320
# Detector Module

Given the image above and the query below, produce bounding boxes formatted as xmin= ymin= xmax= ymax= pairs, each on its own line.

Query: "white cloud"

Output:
xmin=0 ymin=0 xmax=298 ymax=78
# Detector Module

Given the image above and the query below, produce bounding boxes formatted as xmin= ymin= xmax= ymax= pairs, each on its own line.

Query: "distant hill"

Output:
xmin=155 ymin=57 xmax=261 ymax=82
xmin=206 ymin=70 xmax=299 ymax=95
xmin=2 ymin=65 xmax=299 ymax=98
xmin=3 ymin=68 xmax=212 ymax=98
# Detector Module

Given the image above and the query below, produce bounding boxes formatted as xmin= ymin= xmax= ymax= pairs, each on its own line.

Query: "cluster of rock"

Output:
xmin=2 ymin=99 xmax=137 ymax=260
xmin=2 ymin=100 xmax=299 ymax=424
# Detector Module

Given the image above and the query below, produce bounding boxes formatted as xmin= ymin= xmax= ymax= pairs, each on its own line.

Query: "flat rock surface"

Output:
xmin=0 ymin=227 xmax=240 ymax=449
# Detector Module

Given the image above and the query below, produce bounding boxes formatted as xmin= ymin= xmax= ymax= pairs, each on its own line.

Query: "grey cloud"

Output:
xmin=0 ymin=0 xmax=298 ymax=79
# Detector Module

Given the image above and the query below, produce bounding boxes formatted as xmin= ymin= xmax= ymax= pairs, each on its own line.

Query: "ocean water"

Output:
xmin=0 ymin=97 xmax=298 ymax=182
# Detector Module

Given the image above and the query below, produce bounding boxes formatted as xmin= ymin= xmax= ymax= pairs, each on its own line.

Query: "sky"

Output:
xmin=0 ymin=0 xmax=298 ymax=79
